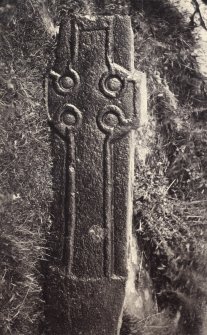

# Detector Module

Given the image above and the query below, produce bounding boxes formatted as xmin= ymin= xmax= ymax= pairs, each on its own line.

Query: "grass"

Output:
xmin=0 ymin=1 xmax=54 ymax=333
xmin=130 ymin=1 xmax=207 ymax=334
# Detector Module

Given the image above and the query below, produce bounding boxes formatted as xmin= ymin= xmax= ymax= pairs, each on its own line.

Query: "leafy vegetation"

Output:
xmin=0 ymin=1 xmax=53 ymax=333
xmin=131 ymin=1 xmax=207 ymax=334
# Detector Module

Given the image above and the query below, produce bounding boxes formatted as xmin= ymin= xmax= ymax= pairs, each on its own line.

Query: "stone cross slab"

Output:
xmin=46 ymin=14 xmax=146 ymax=335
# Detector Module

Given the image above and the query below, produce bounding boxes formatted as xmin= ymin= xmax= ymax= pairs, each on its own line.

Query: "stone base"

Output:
xmin=45 ymin=266 xmax=126 ymax=335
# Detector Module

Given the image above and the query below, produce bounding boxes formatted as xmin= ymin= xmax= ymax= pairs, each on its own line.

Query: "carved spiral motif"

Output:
xmin=52 ymin=104 xmax=82 ymax=136
xmin=99 ymin=72 xmax=125 ymax=98
xmin=59 ymin=76 xmax=74 ymax=90
xmin=97 ymin=105 xmax=130 ymax=136
xmin=50 ymin=68 xmax=80 ymax=95
xmin=107 ymin=76 xmax=122 ymax=92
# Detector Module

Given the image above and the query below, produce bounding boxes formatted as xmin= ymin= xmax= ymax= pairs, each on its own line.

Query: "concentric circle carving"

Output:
xmin=52 ymin=104 xmax=82 ymax=136
xmin=59 ymin=76 xmax=75 ymax=90
xmin=50 ymin=68 xmax=80 ymax=95
xmin=97 ymin=105 xmax=130 ymax=135
xmin=99 ymin=72 xmax=125 ymax=98
xmin=60 ymin=104 xmax=82 ymax=128
xmin=106 ymin=76 xmax=122 ymax=92
xmin=103 ymin=112 xmax=119 ymax=128
xmin=61 ymin=110 xmax=76 ymax=126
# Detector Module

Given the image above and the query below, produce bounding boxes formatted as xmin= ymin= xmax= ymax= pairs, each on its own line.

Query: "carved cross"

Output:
xmin=46 ymin=14 xmax=146 ymax=335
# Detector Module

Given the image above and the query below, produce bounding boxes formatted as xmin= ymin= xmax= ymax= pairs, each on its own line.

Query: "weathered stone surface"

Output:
xmin=45 ymin=14 xmax=145 ymax=335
